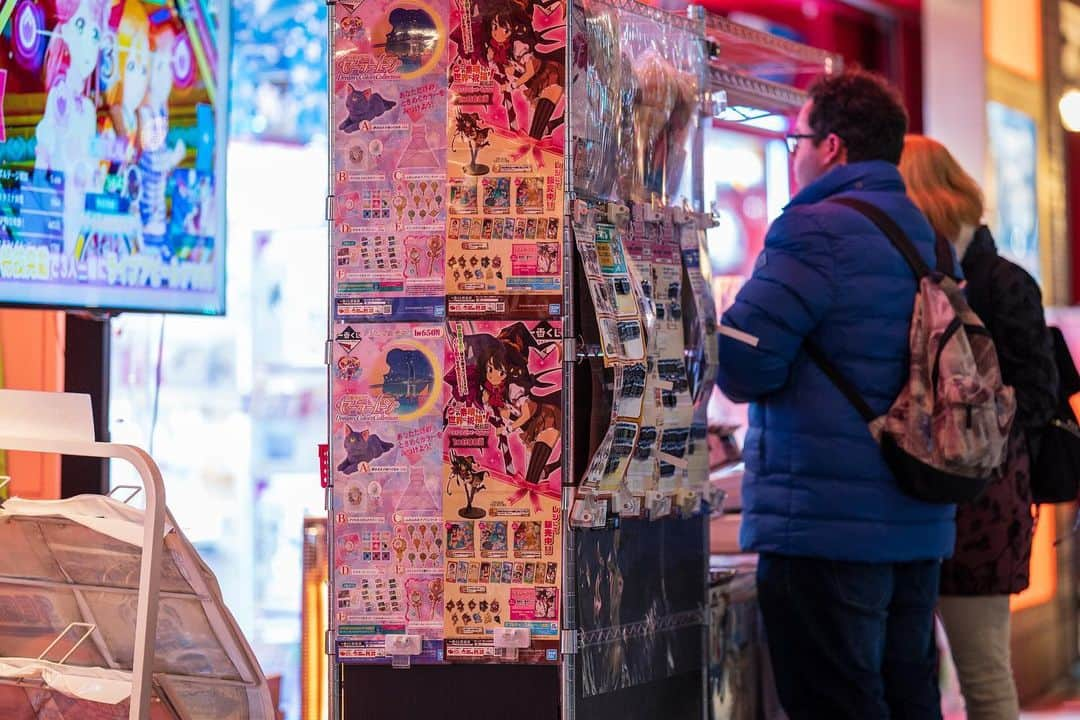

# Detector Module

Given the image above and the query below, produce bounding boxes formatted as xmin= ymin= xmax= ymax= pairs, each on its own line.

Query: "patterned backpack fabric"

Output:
xmin=805 ymin=198 xmax=1015 ymax=504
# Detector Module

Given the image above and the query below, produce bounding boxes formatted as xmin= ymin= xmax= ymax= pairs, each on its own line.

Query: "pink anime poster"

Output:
xmin=332 ymin=0 xmax=449 ymax=322
xmin=442 ymin=319 xmax=562 ymax=662
xmin=444 ymin=0 xmax=566 ymax=318
xmin=331 ymin=322 xmax=446 ymax=663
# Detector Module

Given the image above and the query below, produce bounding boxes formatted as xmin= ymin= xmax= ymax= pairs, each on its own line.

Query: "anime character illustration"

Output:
xmin=337 ymin=426 xmax=396 ymax=474
xmin=482 ymin=177 xmax=510 ymax=213
xmin=448 ymin=450 xmax=488 ymax=519
xmin=479 ymin=521 xmax=508 ymax=552
xmin=451 ymin=111 xmax=491 ymax=176
xmin=446 ymin=322 xmax=562 ymax=486
xmin=339 ymin=85 xmax=397 ymax=133
xmin=535 ymin=587 xmax=556 ymax=619
xmin=137 ymin=21 xmax=187 ymax=253
xmin=338 ymin=355 xmax=363 ymax=380
xmin=515 ymin=177 xmax=544 ymax=213
xmin=513 ymin=520 xmax=541 ymax=555
xmin=34 ymin=0 xmax=110 ymax=255
xmin=452 ymin=0 xmax=565 ymax=140
xmin=536 ymin=243 xmax=558 ymax=274
xmin=373 ymin=348 xmax=435 ymax=413
xmin=447 ymin=519 xmax=477 ymax=551
xmin=101 ymin=0 xmax=151 ymax=164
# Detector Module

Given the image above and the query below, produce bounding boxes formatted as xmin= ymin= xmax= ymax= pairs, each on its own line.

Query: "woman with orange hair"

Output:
xmin=900 ymin=135 xmax=1059 ymax=720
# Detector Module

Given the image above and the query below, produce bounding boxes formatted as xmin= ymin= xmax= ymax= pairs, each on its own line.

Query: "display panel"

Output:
xmin=443 ymin=0 xmax=566 ymax=318
xmin=0 ymin=0 xmax=226 ymax=314
xmin=442 ymin=318 xmax=563 ymax=662
xmin=331 ymin=321 xmax=446 ymax=663
xmin=331 ymin=0 xmax=449 ymax=324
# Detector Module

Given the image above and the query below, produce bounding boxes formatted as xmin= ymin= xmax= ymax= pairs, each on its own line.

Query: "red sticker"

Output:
xmin=319 ymin=443 xmax=330 ymax=488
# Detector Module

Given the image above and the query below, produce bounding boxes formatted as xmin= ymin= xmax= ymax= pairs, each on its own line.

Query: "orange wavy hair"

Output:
xmin=899 ymin=134 xmax=984 ymax=242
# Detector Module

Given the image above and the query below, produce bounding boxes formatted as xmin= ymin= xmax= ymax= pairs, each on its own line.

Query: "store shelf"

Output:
xmin=709 ymin=66 xmax=809 ymax=116
xmin=705 ymin=11 xmax=843 ymax=117
xmin=706 ymin=14 xmax=839 ymax=78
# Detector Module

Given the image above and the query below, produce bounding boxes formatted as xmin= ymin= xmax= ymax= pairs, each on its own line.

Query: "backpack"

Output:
xmin=1030 ymin=327 xmax=1080 ymax=503
xmin=804 ymin=197 xmax=1016 ymax=504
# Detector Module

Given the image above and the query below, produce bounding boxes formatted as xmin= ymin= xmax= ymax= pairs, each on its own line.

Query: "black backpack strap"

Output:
xmin=829 ymin=196 xmax=931 ymax=279
xmin=803 ymin=340 xmax=877 ymax=423
xmin=801 ymin=196 xmax=932 ymax=425
xmin=935 ymin=235 xmax=957 ymax=278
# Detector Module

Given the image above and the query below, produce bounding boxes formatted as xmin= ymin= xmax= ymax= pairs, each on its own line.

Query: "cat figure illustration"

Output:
xmin=339 ymin=85 xmax=396 ymax=133
xmin=337 ymin=425 xmax=395 ymax=474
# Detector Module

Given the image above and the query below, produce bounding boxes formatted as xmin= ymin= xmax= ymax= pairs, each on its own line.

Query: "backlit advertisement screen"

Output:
xmin=0 ymin=0 xmax=226 ymax=314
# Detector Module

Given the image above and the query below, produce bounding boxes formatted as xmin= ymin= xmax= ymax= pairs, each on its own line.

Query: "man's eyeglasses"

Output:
xmin=785 ymin=134 xmax=817 ymax=153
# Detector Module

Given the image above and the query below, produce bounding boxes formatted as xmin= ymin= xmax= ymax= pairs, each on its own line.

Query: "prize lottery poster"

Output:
xmin=331 ymin=322 xmax=446 ymax=663
xmin=332 ymin=0 xmax=449 ymax=323
xmin=0 ymin=0 xmax=224 ymax=313
xmin=442 ymin=319 xmax=563 ymax=662
xmin=445 ymin=0 xmax=566 ymax=319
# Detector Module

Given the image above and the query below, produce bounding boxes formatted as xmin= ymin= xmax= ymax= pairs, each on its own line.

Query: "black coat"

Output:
xmin=939 ymin=226 xmax=1059 ymax=595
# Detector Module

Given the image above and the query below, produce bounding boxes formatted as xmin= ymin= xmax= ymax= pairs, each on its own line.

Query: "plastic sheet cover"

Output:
xmin=570 ymin=0 xmax=703 ymax=204
xmin=0 ymin=495 xmax=275 ymax=719
xmin=576 ymin=515 xmax=706 ymax=699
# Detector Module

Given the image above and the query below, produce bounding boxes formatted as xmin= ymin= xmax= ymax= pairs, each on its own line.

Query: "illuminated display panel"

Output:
xmin=0 ymin=0 xmax=226 ymax=314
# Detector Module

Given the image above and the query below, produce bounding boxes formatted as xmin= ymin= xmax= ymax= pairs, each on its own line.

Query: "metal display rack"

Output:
xmin=707 ymin=12 xmax=842 ymax=118
xmin=324 ymin=4 xmax=837 ymax=718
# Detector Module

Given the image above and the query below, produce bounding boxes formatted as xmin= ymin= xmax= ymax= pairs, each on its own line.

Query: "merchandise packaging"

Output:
xmin=0 ymin=496 xmax=275 ymax=718
xmin=569 ymin=0 xmax=623 ymax=199
xmin=620 ymin=207 xmax=666 ymax=500
xmin=331 ymin=322 xmax=446 ymax=663
xmin=332 ymin=0 xmax=449 ymax=323
xmin=573 ymin=210 xmax=650 ymax=497
xmin=444 ymin=0 xmax=567 ymax=319
xmin=442 ymin=319 xmax=563 ymax=662
xmin=570 ymin=0 xmax=702 ymax=204
xmin=679 ymin=218 xmax=719 ymax=504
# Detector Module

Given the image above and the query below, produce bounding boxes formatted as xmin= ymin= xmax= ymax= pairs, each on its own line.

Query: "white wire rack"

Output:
xmin=0 ymin=389 xmax=166 ymax=720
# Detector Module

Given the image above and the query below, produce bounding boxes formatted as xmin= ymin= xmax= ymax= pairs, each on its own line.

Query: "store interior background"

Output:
xmin=4 ymin=0 xmax=1080 ymax=718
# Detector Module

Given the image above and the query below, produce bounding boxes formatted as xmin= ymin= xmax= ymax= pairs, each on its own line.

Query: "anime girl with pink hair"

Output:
xmin=34 ymin=0 xmax=110 ymax=255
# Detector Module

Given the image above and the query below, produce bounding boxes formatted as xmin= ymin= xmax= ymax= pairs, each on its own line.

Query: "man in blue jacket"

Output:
xmin=716 ymin=70 xmax=954 ymax=719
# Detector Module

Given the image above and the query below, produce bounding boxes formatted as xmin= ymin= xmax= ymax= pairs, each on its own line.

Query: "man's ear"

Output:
xmin=824 ymin=133 xmax=847 ymax=166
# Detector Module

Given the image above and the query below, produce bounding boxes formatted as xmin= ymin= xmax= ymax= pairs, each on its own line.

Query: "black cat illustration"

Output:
xmin=339 ymin=85 xmax=396 ymax=133
xmin=337 ymin=425 xmax=395 ymax=474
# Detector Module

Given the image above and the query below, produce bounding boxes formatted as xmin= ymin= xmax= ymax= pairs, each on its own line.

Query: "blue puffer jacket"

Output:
xmin=716 ymin=160 xmax=956 ymax=563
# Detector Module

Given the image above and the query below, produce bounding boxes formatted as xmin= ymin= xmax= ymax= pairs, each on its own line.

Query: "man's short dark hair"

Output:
xmin=807 ymin=70 xmax=908 ymax=165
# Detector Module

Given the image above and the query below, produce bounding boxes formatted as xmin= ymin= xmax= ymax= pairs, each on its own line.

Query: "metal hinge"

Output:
xmin=563 ymin=337 xmax=576 ymax=363
xmin=325 ymin=195 xmax=335 ymax=222
xmin=560 ymin=629 xmax=578 ymax=655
